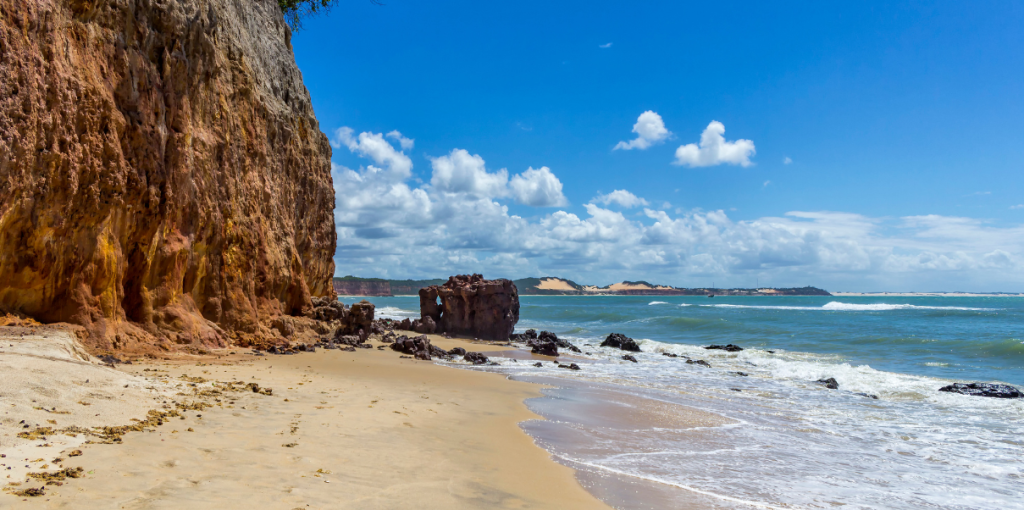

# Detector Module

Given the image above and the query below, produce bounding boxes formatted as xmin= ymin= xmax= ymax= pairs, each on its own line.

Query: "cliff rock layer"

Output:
xmin=0 ymin=0 xmax=336 ymax=352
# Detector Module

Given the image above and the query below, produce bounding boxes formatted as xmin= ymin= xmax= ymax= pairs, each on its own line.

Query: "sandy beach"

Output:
xmin=1 ymin=327 xmax=610 ymax=509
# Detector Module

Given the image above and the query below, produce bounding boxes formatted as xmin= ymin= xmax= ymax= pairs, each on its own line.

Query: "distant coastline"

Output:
xmin=332 ymin=275 xmax=831 ymax=297
xmin=834 ymin=292 xmax=1024 ymax=297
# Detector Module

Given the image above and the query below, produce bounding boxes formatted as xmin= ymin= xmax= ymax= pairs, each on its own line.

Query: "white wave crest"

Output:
xmin=648 ymin=301 xmax=669 ymax=305
xmin=700 ymin=302 xmax=996 ymax=312
xmin=375 ymin=306 xmax=419 ymax=319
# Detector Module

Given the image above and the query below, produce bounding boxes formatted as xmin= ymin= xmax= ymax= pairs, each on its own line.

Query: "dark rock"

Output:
xmin=533 ymin=362 xmax=543 ymax=367
xmin=601 ymin=333 xmax=641 ymax=352
xmin=662 ymin=352 xmax=679 ymax=358
xmin=854 ymin=392 xmax=879 ymax=399
xmin=705 ymin=344 xmax=743 ymax=352
xmin=730 ymin=388 xmax=742 ymax=392
xmin=686 ymin=359 xmax=711 ymax=367
xmin=766 ymin=350 xmax=775 ymax=354
xmin=464 ymin=352 xmax=489 ymax=365
xmin=333 ymin=334 xmax=362 ymax=347
xmin=418 ymin=275 xmax=519 ymax=341
xmin=414 ymin=316 xmax=437 ymax=335
xmin=356 ymin=343 xmax=372 ymax=349
xmin=558 ymin=363 xmax=581 ymax=370
xmin=341 ymin=346 xmax=356 ymax=352
xmin=338 ymin=300 xmax=375 ymax=337
xmin=816 ymin=377 xmax=839 ymax=390
xmin=448 ymin=347 xmax=467 ymax=356
xmin=732 ymin=371 xmax=749 ymax=377
xmin=390 ymin=335 xmax=433 ymax=360
xmin=311 ymin=297 xmax=346 ymax=322
xmin=938 ymin=382 xmax=1023 ymax=398
xmin=429 ymin=345 xmax=450 ymax=359
xmin=622 ymin=355 xmax=638 ymax=363
xmin=380 ymin=332 xmax=398 ymax=344
xmin=527 ymin=337 xmax=559 ymax=357
xmin=397 ymin=318 xmax=413 ymax=331
xmin=510 ymin=329 xmax=538 ymax=342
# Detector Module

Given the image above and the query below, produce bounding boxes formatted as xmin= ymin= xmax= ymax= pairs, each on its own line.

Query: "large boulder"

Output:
xmin=939 ymin=383 xmax=1022 ymax=398
xmin=601 ymin=333 xmax=642 ymax=352
xmin=418 ymin=275 xmax=519 ymax=341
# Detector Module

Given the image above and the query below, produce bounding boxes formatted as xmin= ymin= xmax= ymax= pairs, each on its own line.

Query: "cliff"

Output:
xmin=0 ymin=0 xmax=336 ymax=352
xmin=333 ymin=279 xmax=392 ymax=297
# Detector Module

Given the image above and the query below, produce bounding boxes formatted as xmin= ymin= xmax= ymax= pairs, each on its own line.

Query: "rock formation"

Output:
xmin=939 ymin=382 xmax=1022 ymax=398
xmin=0 ymin=0 xmax=336 ymax=352
xmin=601 ymin=333 xmax=642 ymax=352
xmin=417 ymin=275 xmax=519 ymax=341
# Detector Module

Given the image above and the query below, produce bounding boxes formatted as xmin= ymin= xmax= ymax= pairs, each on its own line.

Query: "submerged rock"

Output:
xmin=558 ymin=363 xmax=581 ymax=371
xmin=463 ymin=352 xmax=489 ymax=365
xmin=622 ymin=355 xmax=638 ymax=363
xmin=938 ymin=383 xmax=1023 ymax=399
xmin=705 ymin=344 xmax=744 ymax=352
xmin=816 ymin=377 xmax=840 ymax=390
xmin=601 ymin=333 xmax=641 ymax=352
xmin=686 ymin=359 xmax=711 ymax=368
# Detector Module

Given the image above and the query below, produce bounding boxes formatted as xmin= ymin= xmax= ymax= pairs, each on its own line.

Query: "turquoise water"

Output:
xmin=369 ymin=294 xmax=1024 ymax=386
xmin=359 ymin=294 xmax=1024 ymax=508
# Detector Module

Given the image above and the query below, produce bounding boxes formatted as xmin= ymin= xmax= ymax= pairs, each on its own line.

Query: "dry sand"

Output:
xmin=1 ymin=329 xmax=610 ymax=509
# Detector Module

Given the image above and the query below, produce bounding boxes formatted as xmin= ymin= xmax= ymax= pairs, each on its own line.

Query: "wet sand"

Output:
xmin=2 ymin=331 xmax=609 ymax=509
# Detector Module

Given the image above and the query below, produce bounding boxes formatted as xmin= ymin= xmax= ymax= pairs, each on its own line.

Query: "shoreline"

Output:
xmin=1 ymin=328 xmax=612 ymax=509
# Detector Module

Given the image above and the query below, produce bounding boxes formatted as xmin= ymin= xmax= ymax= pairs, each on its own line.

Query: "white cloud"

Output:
xmin=592 ymin=189 xmax=649 ymax=208
xmin=509 ymin=167 xmax=569 ymax=207
xmin=332 ymin=127 xmax=413 ymax=178
xmin=673 ymin=121 xmax=755 ymax=167
xmin=332 ymin=128 xmax=1024 ymax=291
xmin=599 ymin=42 xmax=613 ymax=48
xmin=763 ymin=180 xmax=771 ymax=187
xmin=614 ymin=111 xmax=671 ymax=150
xmin=430 ymin=149 xmax=509 ymax=198
xmin=386 ymin=130 xmax=414 ymax=151
xmin=1012 ymin=204 xmax=1024 ymax=210
xmin=783 ymin=157 xmax=792 ymax=165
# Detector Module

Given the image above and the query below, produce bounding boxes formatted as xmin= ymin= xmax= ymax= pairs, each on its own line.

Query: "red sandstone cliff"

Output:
xmin=332 ymin=280 xmax=392 ymax=297
xmin=0 ymin=0 xmax=336 ymax=352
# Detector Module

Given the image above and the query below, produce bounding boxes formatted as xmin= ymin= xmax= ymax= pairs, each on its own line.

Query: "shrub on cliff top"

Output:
xmin=279 ymin=0 xmax=382 ymax=30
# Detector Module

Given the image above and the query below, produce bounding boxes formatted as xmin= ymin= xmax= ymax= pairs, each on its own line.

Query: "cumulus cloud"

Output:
xmin=430 ymin=149 xmax=510 ymax=198
xmin=673 ymin=121 xmax=755 ymax=167
xmin=783 ymin=157 xmax=792 ymax=165
xmin=614 ymin=111 xmax=671 ymax=150
xmin=592 ymin=189 xmax=649 ymax=208
xmin=332 ymin=127 xmax=413 ymax=178
xmin=509 ymin=167 xmax=569 ymax=207
xmin=331 ymin=128 xmax=1024 ymax=291
xmin=599 ymin=42 xmax=613 ymax=48
xmin=386 ymin=130 xmax=414 ymax=151
xmin=1012 ymin=204 xmax=1024 ymax=210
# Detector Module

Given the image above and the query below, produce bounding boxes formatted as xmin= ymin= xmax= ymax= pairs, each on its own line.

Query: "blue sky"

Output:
xmin=292 ymin=0 xmax=1024 ymax=291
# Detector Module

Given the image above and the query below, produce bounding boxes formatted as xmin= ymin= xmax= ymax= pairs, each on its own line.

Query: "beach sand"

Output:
xmin=1 ymin=329 xmax=610 ymax=509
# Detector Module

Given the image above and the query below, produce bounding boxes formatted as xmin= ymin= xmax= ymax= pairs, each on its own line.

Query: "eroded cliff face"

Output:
xmin=0 ymin=0 xmax=336 ymax=352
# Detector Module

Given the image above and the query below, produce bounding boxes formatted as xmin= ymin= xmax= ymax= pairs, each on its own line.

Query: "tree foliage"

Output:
xmin=278 ymin=0 xmax=382 ymax=30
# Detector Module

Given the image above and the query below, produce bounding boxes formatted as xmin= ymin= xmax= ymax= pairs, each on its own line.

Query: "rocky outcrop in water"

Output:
xmin=939 ymin=383 xmax=1022 ymax=398
xmin=816 ymin=378 xmax=840 ymax=390
xmin=601 ymin=333 xmax=641 ymax=352
xmin=0 ymin=0 xmax=336 ymax=353
xmin=706 ymin=344 xmax=744 ymax=352
xmin=417 ymin=275 xmax=519 ymax=341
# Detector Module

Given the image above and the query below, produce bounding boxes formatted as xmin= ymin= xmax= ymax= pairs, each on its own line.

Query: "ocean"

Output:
xmin=362 ymin=295 xmax=1024 ymax=509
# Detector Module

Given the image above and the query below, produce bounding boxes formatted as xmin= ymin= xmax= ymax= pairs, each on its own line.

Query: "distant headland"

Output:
xmin=332 ymin=276 xmax=831 ymax=297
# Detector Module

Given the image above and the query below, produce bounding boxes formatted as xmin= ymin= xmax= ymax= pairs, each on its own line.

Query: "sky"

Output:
xmin=291 ymin=0 xmax=1024 ymax=292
